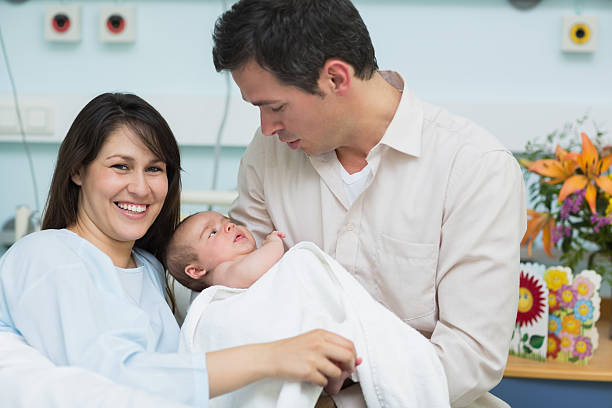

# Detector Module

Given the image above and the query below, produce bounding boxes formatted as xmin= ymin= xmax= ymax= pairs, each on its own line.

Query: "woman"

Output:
xmin=0 ymin=93 xmax=357 ymax=406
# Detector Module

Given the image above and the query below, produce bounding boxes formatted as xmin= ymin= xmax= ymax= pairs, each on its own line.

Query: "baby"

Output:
xmin=165 ymin=211 xmax=285 ymax=292
xmin=165 ymin=211 xmax=358 ymax=396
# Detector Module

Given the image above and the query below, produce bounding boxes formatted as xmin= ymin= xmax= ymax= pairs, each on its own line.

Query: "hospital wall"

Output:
xmin=1 ymin=0 xmax=611 ymax=229
xmin=1 ymin=0 xmax=612 ymax=405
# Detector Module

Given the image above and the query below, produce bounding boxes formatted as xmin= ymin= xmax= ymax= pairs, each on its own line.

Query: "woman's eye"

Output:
xmin=147 ymin=166 xmax=164 ymax=173
xmin=271 ymin=104 xmax=285 ymax=113
xmin=209 ymin=231 xmax=216 ymax=238
xmin=111 ymin=164 xmax=128 ymax=170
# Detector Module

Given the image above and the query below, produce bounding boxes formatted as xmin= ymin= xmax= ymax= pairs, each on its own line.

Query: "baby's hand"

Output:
xmin=263 ymin=231 xmax=285 ymax=245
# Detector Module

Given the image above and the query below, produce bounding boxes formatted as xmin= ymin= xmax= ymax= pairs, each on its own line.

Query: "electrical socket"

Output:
xmin=100 ymin=6 xmax=136 ymax=43
xmin=562 ymin=15 xmax=597 ymax=53
xmin=44 ymin=5 xmax=81 ymax=42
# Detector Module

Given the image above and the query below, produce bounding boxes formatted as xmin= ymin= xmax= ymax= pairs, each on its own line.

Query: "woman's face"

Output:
xmin=71 ymin=126 xmax=168 ymax=247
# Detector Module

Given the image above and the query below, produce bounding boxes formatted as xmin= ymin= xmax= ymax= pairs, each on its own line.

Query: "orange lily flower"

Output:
xmin=527 ymin=145 xmax=579 ymax=185
xmin=522 ymin=210 xmax=556 ymax=257
xmin=557 ymin=133 xmax=612 ymax=213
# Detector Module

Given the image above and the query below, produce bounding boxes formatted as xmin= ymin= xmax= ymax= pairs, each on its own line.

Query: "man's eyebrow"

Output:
xmin=251 ymin=99 xmax=281 ymax=107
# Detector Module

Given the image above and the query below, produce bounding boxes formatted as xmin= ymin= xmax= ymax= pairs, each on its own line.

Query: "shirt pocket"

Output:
xmin=375 ymin=234 xmax=436 ymax=331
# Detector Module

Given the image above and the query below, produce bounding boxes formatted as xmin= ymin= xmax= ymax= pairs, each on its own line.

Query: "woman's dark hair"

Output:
xmin=42 ymin=93 xmax=182 ymax=264
xmin=212 ymin=0 xmax=378 ymax=94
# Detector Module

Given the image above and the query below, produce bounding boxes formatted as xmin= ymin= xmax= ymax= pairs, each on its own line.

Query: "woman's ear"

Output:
xmin=71 ymin=167 xmax=83 ymax=186
xmin=319 ymin=59 xmax=352 ymax=96
xmin=185 ymin=264 xmax=207 ymax=281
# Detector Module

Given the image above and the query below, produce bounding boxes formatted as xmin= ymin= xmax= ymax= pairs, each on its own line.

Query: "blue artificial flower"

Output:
xmin=548 ymin=315 xmax=562 ymax=335
xmin=573 ymin=299 xmax=594 ymax=322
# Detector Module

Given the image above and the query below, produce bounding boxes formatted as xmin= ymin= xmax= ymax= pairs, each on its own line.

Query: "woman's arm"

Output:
xmin=0 ymin=332 xmax=189 ymax=408
xmin=207 ymin=329 xmax=358 ymax=398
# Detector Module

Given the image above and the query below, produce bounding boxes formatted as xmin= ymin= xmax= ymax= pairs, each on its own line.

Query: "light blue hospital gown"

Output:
xmin=0 ymin=229 xmax=209 ymax=406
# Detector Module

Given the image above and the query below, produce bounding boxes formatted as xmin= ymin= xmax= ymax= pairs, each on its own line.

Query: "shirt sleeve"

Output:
xmin=2 ymin=243 xmax=209 ymax=407
xmin=433 ymin=148 xmax=526 ymax=406
xmin=0 ymin=332 xmax=190 ymax=408
xmin=229 ymin=130 xmax=276 ymax=246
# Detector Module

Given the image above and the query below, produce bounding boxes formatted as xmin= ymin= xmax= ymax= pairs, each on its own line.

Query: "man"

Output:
xmin=213 ymin=0 xmax=527 ymax=407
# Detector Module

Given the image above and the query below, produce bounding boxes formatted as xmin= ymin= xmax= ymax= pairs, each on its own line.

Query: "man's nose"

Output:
xmin=260 ymin=109 xmax=283 ymax=136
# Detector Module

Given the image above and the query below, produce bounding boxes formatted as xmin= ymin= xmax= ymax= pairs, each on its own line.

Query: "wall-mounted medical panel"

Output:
xmin=562 ymin=15 xmax=597 ymax=53
xmin=44 ymin=5 xmax=81 ymax=42
xmin=99 ymin=6 xmax=136 ymax=43
xmin=0 ymin=98 xmax=55 ymax=137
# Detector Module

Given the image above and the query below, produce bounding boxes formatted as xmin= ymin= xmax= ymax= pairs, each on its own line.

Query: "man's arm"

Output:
xmin=433 ymin=148 xmax=526 ymax=406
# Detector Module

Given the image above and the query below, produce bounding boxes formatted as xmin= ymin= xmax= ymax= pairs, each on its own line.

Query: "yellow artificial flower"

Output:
xmin=560 ymin=334 xmax=573 ymax=350
xmin=544 ymin=268 xmax=570 ymax=291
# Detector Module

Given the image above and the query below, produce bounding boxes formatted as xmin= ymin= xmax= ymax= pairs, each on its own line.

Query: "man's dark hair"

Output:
xmin=212 ymin=0 xmax=378 ymax=94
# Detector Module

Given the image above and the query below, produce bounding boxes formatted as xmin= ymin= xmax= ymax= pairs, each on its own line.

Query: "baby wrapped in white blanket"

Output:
xmin=178 ymin=241 xmax=449 ymax=407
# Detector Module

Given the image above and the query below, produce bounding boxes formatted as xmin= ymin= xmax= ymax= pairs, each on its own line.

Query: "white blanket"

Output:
xmin=180 ymin=242 xmax=449 ymax=408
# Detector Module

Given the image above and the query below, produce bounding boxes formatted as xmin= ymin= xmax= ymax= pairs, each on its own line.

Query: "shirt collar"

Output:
xmin=376 ymin=71 xmax=424 ymax=158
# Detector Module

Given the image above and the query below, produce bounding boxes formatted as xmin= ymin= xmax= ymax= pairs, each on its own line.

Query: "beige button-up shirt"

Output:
xmin=230 ymin=72 xmax=526 ymax=407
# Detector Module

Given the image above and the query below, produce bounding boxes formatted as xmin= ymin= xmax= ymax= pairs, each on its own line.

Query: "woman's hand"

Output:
xmin=265 ymin=329 xmax=358 ymax=387
xmin=323 ymin=356 xmax=362 ymax=394
xmin=206 ymin=329 xmax=359 ymax=398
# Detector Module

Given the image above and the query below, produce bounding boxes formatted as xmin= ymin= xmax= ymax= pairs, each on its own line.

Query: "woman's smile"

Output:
xmin=115 ymin=201 xmax=149 ymax=216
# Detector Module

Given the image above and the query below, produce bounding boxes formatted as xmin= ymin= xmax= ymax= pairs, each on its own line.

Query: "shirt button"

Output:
xmin=346 ymin=223 xmax=354 ymax=231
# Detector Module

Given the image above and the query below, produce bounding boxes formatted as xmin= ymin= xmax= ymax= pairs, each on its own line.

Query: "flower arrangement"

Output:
xmin=544 ymin=267 xmax=601 ymax=364
xmin=510 ymin=263 xmax=601 ymax=364
xmin=519 ymin=122 xmax=612 ymax=283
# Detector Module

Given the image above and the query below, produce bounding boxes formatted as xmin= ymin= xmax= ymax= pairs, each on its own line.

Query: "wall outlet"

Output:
xmin=44 ymin=5 xmax=81 ymax=42
xmin=100 ymin=6 xmax=136 ymax=43
xmin=562 ymin=15 xmax=597 ymax=53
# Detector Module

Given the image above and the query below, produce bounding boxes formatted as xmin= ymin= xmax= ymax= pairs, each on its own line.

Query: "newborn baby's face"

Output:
xmin=183 ymin=211 xmax=257 ymax=272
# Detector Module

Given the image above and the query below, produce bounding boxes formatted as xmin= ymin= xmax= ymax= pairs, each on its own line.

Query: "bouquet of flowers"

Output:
xmin=519 ymin=122 xmax=612 ymax=284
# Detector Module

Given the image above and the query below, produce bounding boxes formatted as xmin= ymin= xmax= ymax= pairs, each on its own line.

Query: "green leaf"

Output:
xmin=522 ymin=334 xmax=528 ymax=342
xmin=523 ymin=345 xmax=533 ymax=354
xmin=529 ymin=335 xmax=545 ymax=349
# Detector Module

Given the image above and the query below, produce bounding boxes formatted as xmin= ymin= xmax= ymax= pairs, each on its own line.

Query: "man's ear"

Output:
xmin=71 ymin=167 xmax=84 ymax=186
xmin=319 ymin=59 xmax=352 ymax=96
xmin=185 ymin=264 xmax=207 ymax=281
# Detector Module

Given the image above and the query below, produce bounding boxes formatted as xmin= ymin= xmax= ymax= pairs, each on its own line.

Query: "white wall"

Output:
xmin=0 ymin=0 xmax=611 ymax=265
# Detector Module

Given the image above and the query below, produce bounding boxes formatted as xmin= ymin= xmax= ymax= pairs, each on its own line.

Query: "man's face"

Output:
xmin=232 ymin=60 xmax=345 ymax=156
xmin=180 ymin=211 xmax=256 ymax=273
